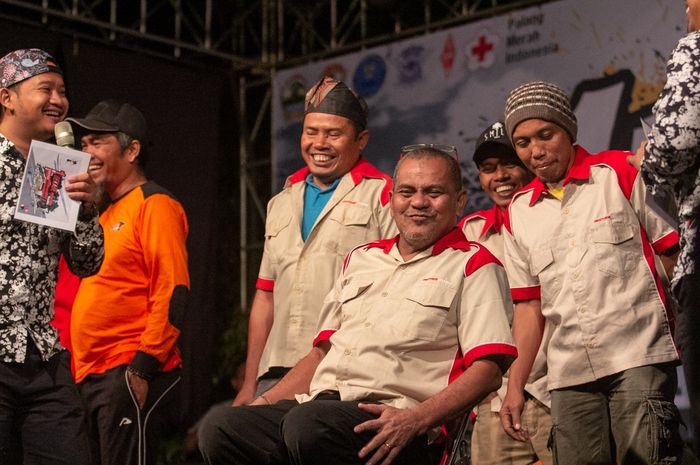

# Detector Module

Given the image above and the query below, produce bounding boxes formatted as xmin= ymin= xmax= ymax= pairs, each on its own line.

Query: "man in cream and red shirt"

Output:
xmin=234 ymin=76 xmax=396 ymax=406
xmin=460 ymin=122 xmax=551 ymax=465
xmin=198 ymin=146 xmax=517 ymax=465
xmin=499 ymin=81 xmax=683 ymax=465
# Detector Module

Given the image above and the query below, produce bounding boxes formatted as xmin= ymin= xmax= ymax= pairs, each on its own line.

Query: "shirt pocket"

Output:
xmin=529 ymin=246 xmax=561 ymax=305
xmin=394 ymin=281 xmax=456 ymax=342
xmin=589 ymin=220 xmax=636 ymax=277
xmin=339 ymin=279 xmax=373 ymax=321
xmin=265 ymin=214 xmax=292 ymax=263
xmin=325 ymin=204 xmax=373 ymax=255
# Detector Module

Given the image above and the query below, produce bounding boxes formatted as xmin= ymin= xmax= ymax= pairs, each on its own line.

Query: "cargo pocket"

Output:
xmin=590 ymin=221 xmax=635 ymax=277
xmin=645 ymin=396 xmax=682 ymax=464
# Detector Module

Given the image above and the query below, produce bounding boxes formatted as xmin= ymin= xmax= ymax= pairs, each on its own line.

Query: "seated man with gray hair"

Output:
xmin=198 ymin=145 xmax=517 ymax=465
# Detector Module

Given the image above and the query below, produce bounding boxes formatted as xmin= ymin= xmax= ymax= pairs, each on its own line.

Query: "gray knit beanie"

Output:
xmin=504 ymin=81 xmax=577 ymax=142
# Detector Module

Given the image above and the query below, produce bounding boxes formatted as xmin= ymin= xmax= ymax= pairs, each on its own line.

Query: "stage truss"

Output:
xmin=0 ymin=0 xmax=550 ymax=310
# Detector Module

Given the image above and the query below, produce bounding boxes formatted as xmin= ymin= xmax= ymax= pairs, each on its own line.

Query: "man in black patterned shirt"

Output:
xmin=0 ymin=48 xmax=104 ymax=465
xmin=629 ymin=1 xmax=700 ymax=453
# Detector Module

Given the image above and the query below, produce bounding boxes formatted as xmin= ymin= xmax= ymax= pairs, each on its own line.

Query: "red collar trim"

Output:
xmin=350 ymin=157 xmax=392 ymax=206
xmin=363 ymin=236 xmax=399 ymax=254
xmin=284 ymin=157 xmax=392 ymax=206
xmin=431 ymin=227 xmax=471 ymax=256
xmin=528 ymin=146 xmax=591 ymax=205
xmin=363 ymin=228 xmax=470 ymax=256
xmin=458 ymin=205 xmax=504 ymax=238
xmin=479 ymin=205 xmax=504 ymax=238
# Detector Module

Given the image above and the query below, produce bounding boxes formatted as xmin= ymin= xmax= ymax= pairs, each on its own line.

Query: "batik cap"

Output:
xmin=504 ymin=80 xmax=577 ymax=142
xmin=473 ymin=121 xmax=525 ymax=169
xmin=0 ymin=48 xmax=63 ymax=89
xmin=304 ymin=76 xmax=369 ymax=130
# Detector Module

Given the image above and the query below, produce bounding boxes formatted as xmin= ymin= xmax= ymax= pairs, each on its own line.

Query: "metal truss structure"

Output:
xmin=0 ymin=0 xmax=550 ymax=310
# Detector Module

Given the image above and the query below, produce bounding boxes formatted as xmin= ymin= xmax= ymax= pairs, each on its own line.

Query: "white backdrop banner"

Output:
xmin=272 ymin=0 xmax=685 ymax=211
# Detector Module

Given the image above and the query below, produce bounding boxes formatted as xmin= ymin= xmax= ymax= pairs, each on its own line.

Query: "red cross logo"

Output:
xmin=471 ymin=36 xmax=494 ymax=62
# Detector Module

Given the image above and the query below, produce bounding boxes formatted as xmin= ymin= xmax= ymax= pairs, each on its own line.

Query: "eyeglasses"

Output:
xmin=399 ymin=143 xmax=458 ymax=160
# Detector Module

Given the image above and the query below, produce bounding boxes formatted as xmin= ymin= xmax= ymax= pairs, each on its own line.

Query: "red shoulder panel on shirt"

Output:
xmin=504 ymin=187 xmax=534 ymax=234
xmin=464 ymin=242 xmax=503 ymax=277
xmin=342 ymin=236 xmax=398 ymax=273
xmin=589 ymin=150 xmax=638 ymax=200
xmin=285 ymin=166 xmax=310 ymax=187
xmin=350 ymin=158 xmax=393 ymax=206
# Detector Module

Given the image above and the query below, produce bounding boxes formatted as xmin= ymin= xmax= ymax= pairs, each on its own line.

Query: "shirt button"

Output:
xmin=364 ymin=322 xmax=371 ymax=328
xmin=579 ymin=305 xmax=586 ymax=313
xmin=570 ymin=240 xmax=576 ymax=247
xmin=563 ymin=207 xmax=570 ymax=215
xmin=344 ymin=349 xmax=351 ymax=355
xmin=381 ymin=292 xmax=388 ymax=297
xmin=571 ymin=271 xmax=579 ymax=280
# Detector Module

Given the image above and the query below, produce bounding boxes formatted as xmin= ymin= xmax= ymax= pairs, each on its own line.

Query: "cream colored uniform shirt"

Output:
xmin=504 ymin=147 xmax=680 ymax=390
xmin=256 ymin=158 xmax=396 ymax=378
xmin=297 ymin=228 xmax=517 ymax=413
xmin=461 ymin=206 xmax=551 ymax=410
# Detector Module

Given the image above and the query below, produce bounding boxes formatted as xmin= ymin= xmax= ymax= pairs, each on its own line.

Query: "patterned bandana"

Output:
xmin=0 ymin=48 xmax=62 ymax=89
xmin=304 ymin=76 xmax=368 ymax=130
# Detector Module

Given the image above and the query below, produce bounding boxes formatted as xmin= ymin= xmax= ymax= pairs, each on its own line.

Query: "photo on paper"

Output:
xmin=14 ymin=140 xmax=90 ymax=231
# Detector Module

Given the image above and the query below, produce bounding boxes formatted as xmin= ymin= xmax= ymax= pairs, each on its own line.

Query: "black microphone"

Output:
xmin=54 ymin=121 xmax=75 ymax=148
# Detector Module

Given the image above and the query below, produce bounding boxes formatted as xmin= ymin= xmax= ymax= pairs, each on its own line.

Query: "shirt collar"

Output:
xmin=364 ymin=227 xmax=470 ymax=258
xmin=478 ymin=204 xmax=505 ymax=238
xmin=286 ymin=156 xmax=392 ymax=205
xmin=304 ymin=173 xmax=341 ymax=192
xmin=527 ymin=145 xmax=591 ymax=206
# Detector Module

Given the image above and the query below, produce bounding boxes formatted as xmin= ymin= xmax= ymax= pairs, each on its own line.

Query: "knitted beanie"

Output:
xmin=504 ymin=81 xmax=577 ymax=142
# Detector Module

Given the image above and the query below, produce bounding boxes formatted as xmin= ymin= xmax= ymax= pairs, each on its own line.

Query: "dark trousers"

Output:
xmin=677 ymin=273 xmax=700 ymax=453
xmin=550 ymin=363 xmax=684 ymax=465
xmin=78 ymin=364 xmax=182 ymax=465
xmin=197 ymin=393 xmax=442 ymax=465
xmin=0 ymin=342 xmax=90 ymax=465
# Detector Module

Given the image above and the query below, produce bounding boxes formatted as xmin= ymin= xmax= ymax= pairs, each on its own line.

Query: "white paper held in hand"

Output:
xmin=14 ymin=140 xmax=90 ymax=232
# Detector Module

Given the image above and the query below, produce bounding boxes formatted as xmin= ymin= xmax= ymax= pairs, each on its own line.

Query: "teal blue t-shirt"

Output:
xmin=302 ymin=174 xmax=341 ymax=241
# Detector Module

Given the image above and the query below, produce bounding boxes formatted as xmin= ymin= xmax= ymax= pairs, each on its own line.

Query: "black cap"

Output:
xmin=473 ymin=121 xmax=524 ymax=168
xmin=67 ymin=100 xmax=148 ymax=142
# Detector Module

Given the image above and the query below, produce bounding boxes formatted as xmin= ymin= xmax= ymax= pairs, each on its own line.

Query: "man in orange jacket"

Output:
xmin=69 ymin=100 xmax=190 ymax=465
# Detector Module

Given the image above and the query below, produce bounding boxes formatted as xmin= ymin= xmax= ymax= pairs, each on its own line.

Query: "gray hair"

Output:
xmin=393 ymin=148 xmax=463 ymax=192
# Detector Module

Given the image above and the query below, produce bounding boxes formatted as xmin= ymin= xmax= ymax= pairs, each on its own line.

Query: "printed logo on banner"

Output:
xmin=441 ymin=34 xmax=456 ymax=76
xmin=353 ymin=54 xmax=386 ymax=97
xmin=464 ymin=31 xmax=499 ymax=71
xmin=395 ymin=45 xmax=426 ymax=85
xmin=281 ymin=74 xmax=308 ymax=121
xmin=322 ymin=63 xmax=347 ymax=82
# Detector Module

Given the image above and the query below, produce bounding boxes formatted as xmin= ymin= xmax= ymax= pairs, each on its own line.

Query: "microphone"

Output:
xmin=54 ymin=121 xmax=75 ymax=148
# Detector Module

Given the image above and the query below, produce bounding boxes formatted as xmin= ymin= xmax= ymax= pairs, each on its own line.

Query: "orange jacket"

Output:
xmin=71 ymin=182 xmax=189 ymax=383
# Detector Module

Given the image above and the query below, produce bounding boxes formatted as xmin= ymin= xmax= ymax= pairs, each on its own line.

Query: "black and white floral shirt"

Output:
xmin=0 ymin=133 xmax=104 ymax=363
xmin=644 ymin=30 xmax=700 ymax=291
